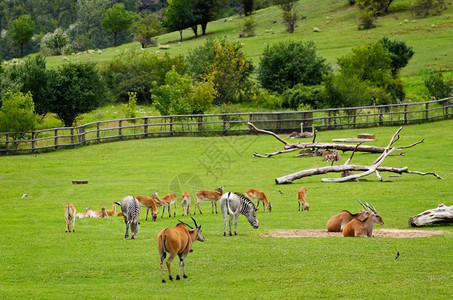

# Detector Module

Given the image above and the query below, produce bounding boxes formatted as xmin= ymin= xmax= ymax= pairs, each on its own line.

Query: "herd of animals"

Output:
xmin=63 ymin=186 xmax=384 ymax=282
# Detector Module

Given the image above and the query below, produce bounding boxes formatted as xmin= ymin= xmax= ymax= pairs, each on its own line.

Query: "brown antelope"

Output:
xmin=245 ymin=188 xmax=272 ymax=212
xmin=75 ymin=208 xmax=96 ymax=218
xmin=64 ymin=203 xmax=76 ymax=232
xmin=105 ymin=204 xmax=117 ymax=217
xmin=343 ymin=201 xmax=384 ymax=237
xmin=297 ymin=187 xmax=309 ymax=211
xmin=152 ymin=192 xmax=177 ymax=218
xmin=319 ymin=149 xmax=341 ymax=165
xmin=326 ymin=200 xmax=371 ymax=232
xmin=194 ymin=186 xmax=224 ymax=215
xmin=157 ymin=217 xmax=205 ymax=283
xmin=181 ymin=192 xmax=191 ymax=216
xmin=135 ymin=195 xmax=159 ymax=221
xmin=92 ymin=206 xmax=108 ymax=218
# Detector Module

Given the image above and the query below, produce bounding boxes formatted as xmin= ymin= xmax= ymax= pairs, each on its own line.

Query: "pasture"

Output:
xmin=0 ymin=120 xmax=452 ymax=299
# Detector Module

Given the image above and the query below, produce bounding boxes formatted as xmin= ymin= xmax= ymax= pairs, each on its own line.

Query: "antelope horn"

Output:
xmin=191 ymin=217 xmax=199 ymax=229
xmin=365 ymin=201 xmax=377 ymax=213
xmin=178 ymin=220 xmax=194 ymax=229
xmin=356 ymin=199 xmax=367 ymax=210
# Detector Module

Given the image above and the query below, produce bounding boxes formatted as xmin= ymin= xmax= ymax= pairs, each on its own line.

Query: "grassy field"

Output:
xmin=0 ymin=120 xmax=452 ymax=299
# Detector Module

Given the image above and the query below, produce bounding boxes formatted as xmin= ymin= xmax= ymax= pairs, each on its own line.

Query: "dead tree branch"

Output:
xmin=409 ymin=204 xmax=453 ymax=227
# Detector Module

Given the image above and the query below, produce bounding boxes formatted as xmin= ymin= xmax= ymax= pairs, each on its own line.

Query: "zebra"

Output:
xmin=220 ymin=192 xmax=259 ymax=236
xmin=115 ymin=196 xmax=141 ymax=239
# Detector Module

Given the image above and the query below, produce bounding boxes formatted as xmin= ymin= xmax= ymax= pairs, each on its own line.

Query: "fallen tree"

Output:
xmin=247 ymin=123 xmax=442 ymax=183
xmin=409 ymin=204 xmax=453 ymax=227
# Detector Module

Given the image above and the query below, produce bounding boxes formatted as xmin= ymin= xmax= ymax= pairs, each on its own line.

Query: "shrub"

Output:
xmin=0 ymin=91 xmax=36 ymax=139
xmin=380 ymin=37 xmax=415 ymax=77
xmin=411 ymin=0 xmax=446 ymax=16
xmin=424 ymin=70 xmax=452 ymax=100
xmin=282 ymin=84 xmax=325 ymax=110
xmin=239 ymin=16 xmax=256 ymax=37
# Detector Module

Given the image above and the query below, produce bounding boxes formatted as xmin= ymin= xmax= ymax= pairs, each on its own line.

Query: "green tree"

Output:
xmin=165 ymin=0 xmax=197 ymax=41
xmin=9 ymin=15 xmax=35 ymax=57
xmin=193 ymin=0 xmax=223 ymax=35
xmin=130 ymin=13 xmax=162 ymax=48
xmin=43 ymin=28 xmax=69 ymax=55
xmin=50 ymin=62 xmax=109 ymax=127
xmin=0 ymin=91 xmax=36 ymax=139
xmin=273 ymin=0 xmax=298 ymax=33
xmin=357 ymin=0 xmax=394 ymax=15
xmin=101 ymin=4 xmax=136 ymax=47
xmin=424 ymin=70 xmax=452 ymax=100
xmin=380 ymin=37 xmax=415 ymax=77
xmin=242 ymin=0 xmax=254 ymax=16
xmin=258 ymin=41 xmax=331 ymax=93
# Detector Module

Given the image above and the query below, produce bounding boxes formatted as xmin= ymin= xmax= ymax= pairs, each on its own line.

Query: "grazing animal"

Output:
xmin=152 ymin=192 xmax=177 ymax=218
xmin=181 ymin=192 xmax=191 ymax=216
xmin=245 ymin=188 xmax=272 ymax=212
xmin=297 ymin=187 xmax=309 ymax=211
xmin=64 ymin=203 xmax=76 ymax=232
xmin=114 ymin=196 xmax=141 ymax=239
xmin=158 ymin=217 xmax=205 ymax=283
xmin=75 ymin=208 xmax=96 ymax=218
xmin=105 ymin=204 xmax=116 ymax=217
xmin=194 ymin=186 xmax=224 ymax=215
xmin=92 ymin=206 xmax=108 ymax=218
xmin=326 ymin=199 xmax=371 ymax=232
xmin=220 ymin=192 xmax=259 ymax=236
xmin=135 ymin=195 xmax=159 ymax=221
xmin=343 ymin=201 xmax=384 ymax=237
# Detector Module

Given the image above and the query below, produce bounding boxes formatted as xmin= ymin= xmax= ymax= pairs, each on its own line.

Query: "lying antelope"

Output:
xmin=194 ymin=186 xmax=224 ymax=215
xmin=158 ymin=217 xmax=205 ymax=283
xmin=181 ymin=192 xmax=191 ymax=216
xmin=326 ymin=200 xmax=370 ymax=232
xmin=92 ymin=206 xmax=108 ymax=218
xmin=245 ymin=188 xmax=272 ymax=212
xmin=135 ymin=195 xmax=159 ymax=221
xmin=75 ymin=208 xmax=96 ymax=218
xmin=343 ymin=201 xmax=384 ymax=237
xmin=297 ymin=187 xmax=309 ymax=211
xmin=105 ymin=204 xmax=117 ymax=217
xmin=152 ymin=192 xmax=177 ymax=218
xmin=64 ymin=203 xmax=76 ymax=232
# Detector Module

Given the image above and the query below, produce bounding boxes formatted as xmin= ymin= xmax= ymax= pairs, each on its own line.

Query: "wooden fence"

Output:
xmin=1 ymin=97 xmax=451 ymax=155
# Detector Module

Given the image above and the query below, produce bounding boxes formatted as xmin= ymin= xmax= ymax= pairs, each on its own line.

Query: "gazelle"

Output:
xmin=152 ymin=192 xmax=177 ymax=218
xmin=181 ymin=192 xmax=191 ymax=216
xmin=92 ymin=206 xmax=108 ymax=218
xmin=75 ymin=207 xmax=96 ymax=218
xmin=64 ymin=203 xmax=76 ymax=232
xmin=158 ymin=217 xmax=205 ymax=283
xmin=245 ymin=188 xmax=272 ymax=212
xmin=343 ymin=201 xmax=384 ymax=237
xmin=194 ymin=186 xmax=224 ymax=215
xmin=135 ymin=195 xmax=159 ymax=221
xmin=326 ymin=200 xmax=370 ymax=232
xmin=105 ymin=204 xmax=117 ymax=217
xmin=297 ymin=187 xmax=309 ymax=211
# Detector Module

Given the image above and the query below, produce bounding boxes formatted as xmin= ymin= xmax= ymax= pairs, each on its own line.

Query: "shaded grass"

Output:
xmin=0 ymin=121 xmax=452 ymax=299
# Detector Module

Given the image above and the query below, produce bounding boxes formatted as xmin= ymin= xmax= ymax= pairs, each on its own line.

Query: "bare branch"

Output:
xmin=247 ymin=122 xmax=291 ymax=147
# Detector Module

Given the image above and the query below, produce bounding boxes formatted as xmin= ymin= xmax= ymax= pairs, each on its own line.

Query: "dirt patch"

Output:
xmin=263 ymin=229 xmax=446 ymax=238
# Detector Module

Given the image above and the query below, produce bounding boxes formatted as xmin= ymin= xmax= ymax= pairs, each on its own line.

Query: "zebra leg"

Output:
xmin=234 ymin=213 xmax=239 ymax=235
xmin=124 ymin=221 xmax=130 ymax=239
xmin=228 ymin=214 xmax=233 ymax=236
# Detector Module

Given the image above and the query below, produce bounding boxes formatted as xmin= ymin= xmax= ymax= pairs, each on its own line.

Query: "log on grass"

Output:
xmin=409 ymin=204 xmax=453 ymax=227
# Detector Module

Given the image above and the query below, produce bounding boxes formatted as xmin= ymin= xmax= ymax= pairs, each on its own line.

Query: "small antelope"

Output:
xmin=135 ymin=195 xmax=159 ymax=221
xmin=158 ymin=217 xmax=205 ymax=283
xmin=194 ymin=186 xmax=224 ymax=215
xmin=152 ymin=192 xmax=177 ymax=218
xmin=343 ymin=201 xmax=384 ymax=237
xmin=75 ymin=208 xmax=96 ymax=218
xmin=297 ymin=187 xmax=309 ymax=211
xmin=326 ymin=200 xmax=371 ymax=232
xmin=105 ymin=204 xmax=117 ymax=217
xmin=181 ymin=192 xmax=191 ymax=216
xmin=92 ymin=206 xmax=108 ymax=218
xmin=245 ymin=188 xmax=272 ymax=212
xmin=64 ymin=203 xmax=76 ymax=232
xmin=319 ymin=149 xmax=341 ymax=165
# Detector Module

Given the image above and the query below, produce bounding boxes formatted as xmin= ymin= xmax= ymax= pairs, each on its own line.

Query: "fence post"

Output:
xmin=54 ymin=129 xmax=58 ymax=150
xmin=96 ymin=122 xmax=100 ymax=142
xmin=31 ymin=131 xmax=36 ymax=153
xmin=5 ymin=133 xmax=9 ymax=156
xmin=249 ymin=114 xmax=253 ymax=133
xmin=79 ymin=125 xmax=86 ymax=144
xmin=144 ymin=118 xmax=148 ymax=138
xmin=169 ymin=117 xmax=173 ymax=136
xmin=222 ymin=115 xmax=227 ymax=135
xmin=328 ymin=110 xmax=332 ymax=129
xmin=70 ymin=128 xmax=74 ymax=146
xmin=404 ymin=105 xmax=408 ymax=124
xmin=379 ymin=107 xmax=384 ymax=126
xmin=446 ymin=98 xmax=450 ymax=118
xmin=425 ymin=103 xmax=429 ymax=120
xmin=198 ymin=116 xmax=203 ymax=132
xmin=352 ymin=109 xmax=357 ymax=129
xmin=119 ymin=120 xmax=123 ymax=137
xmin=277 ymin=113 xmax=281 ymax=132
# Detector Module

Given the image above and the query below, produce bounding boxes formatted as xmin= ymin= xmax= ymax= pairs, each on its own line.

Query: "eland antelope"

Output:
xmin=343 ymin=201 xmax=384 ymax=237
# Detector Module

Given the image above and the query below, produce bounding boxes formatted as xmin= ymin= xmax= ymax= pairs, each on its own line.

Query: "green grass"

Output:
xmin=0 ymin=120 xmax=452 ymax=298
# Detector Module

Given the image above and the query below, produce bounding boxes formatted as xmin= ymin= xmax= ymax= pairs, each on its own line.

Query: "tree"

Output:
xmin=165 ymin=0 xmax=197 ymax=41
xmin=273 ymin=0 xmax=298 ymax=33
xmin=101 ymin=4 xmax=136 ymax=47
xmin=0 ymin=91 xmax=36 ymax=139
xmin=380 ymin=37 xmax=415 ymax=77
xmin=130 ymin=12 xmax=162 ymax=48
xmin=258 ymin=41 xmax=331 ymax=93
xmin=50 ymin=62 xmax=109 ymax=127
xmin=424 ymin=70 xmax=452 ymax=100
xmin=357 ymin=0 xmax=394 ymax=15
xmin=193 ymin=0 xmax=223 ymax=35
xmin=43 ymin=28 xmax=69 ymax=55
xmin=9 ymin=15 xmax=35 ymax=57
xmin=242 ymin=0 xmax=254 ymax=16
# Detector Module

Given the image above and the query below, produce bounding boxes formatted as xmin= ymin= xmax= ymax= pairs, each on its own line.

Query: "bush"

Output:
xmin=0 ymin=91 xmax=36 ymax=139
xmin=239 ymin=16 xmax=256 ymax=37
xmin=258 ymin=40 xmax=331 ymax=93
xmin=424 ymin=70 xmax=452 ymax=100
xmin=282 ymin=84 xmax=325 ymax=110
xmin=358 ymin=10 xmax=377 ymax=30
xmin=380 ymin=37 xmax=415 ymax=77
xmin=411 ymin=0 xmax=446 ymax=16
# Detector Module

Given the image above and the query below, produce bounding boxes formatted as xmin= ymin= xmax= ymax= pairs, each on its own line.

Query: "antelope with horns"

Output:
xmin=245 ymin=188 xmax=272 ymax=212
xmin=220 ymin=192 xmax=259 ymax=236
xmin=297 ymin=187 xmax=309 ymax=212
xmin=157 ymin=217 xmax=205 ymax=283
xmin=135 ymin=195 xmax=159 ymax=221
xmin=152 ymin=192 xmax=177 ymax=218
xmin=194 ymin=186 xmax=224 ymax=215
xmin=64 ymin=203 xmax=76 ymax=232
xmin=114 ymin=196 xmax=141 ymax=239
xmin=343 ymin=201 xmax=384 ymax=237
xmin=326 ymin=200 xmax=370 ymax=232
xmin=181 ymin=192 xmax=191 ymax=216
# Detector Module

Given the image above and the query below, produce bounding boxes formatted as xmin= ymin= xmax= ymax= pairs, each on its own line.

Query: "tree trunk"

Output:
xmin=179 ymin=30 xmax=183 ymax=42
xmin=409 ymin=204 xmax=453 ymax=227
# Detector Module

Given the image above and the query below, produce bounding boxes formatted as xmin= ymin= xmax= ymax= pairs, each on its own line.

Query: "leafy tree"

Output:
xmin=282 ymin=84 xmax=325 ymax=110
xmin=193 ymin=0 xmax=223 ymax=35
xmin=380 ymin=37 xmax=414 ymax=77
xmin=273 ymin=0 xmax=298 ymax=33
xmin=165 ymin=0 xmax=197 ymax=41
xmin=242 ymin=0 xmax=254 ymax=16
xmin=130 ymin=12 xmax=162 ymax=48
xmin=323 ymin=74 xmax=372 ymax=108
xmin=357 ymin=0 xmax=394 ymax=15
xmin=0 ymin=91 xmax=36 ymax=139
xmin=9 ymin=15 xmax=35 ymax=57
xmin=411 ymin=0 xmax=446 ymax=16
xmin=101 ymin=3 xmax=136 ymax=47
xmin=50 ymin=62 xmax=109 ymax=127
xmin=43 ymin=28 xmax=69 ymax=55
xmin=258 ymin=41 xmax=331 ymax=93
xmin=424 ymin=70 xmax=452 ymax=100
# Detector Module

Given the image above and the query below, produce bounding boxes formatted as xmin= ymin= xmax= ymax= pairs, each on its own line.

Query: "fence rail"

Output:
xmin=1 ymin=97 xmax=451 ymax=155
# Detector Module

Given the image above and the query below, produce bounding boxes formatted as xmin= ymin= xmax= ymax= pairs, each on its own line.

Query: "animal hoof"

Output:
xmin=72 ymin=230 xmax=75 ymax=232
xmin=223 ymin=233 xmax=226 ymax=236
xmin=183 ymin=274 xmax=187 ymax=278
xmin=234 ymin=232 xmax=237 ymax=236
xmin=229 ymin=232 xmax=232 ymax=236
xmin=162 ymin=279 xmax=166 ymax=283
xmin=176 ymin=275 xmax=180 ymax=280
xmin=169 ymin=276 xmax=173 ymax=281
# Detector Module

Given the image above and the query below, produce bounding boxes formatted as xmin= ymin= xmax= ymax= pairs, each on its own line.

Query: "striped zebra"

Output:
xmin=220 ymin=192 xmax=259 ymax=236
xmin=115 ymin=196 xmax=141 ymax=239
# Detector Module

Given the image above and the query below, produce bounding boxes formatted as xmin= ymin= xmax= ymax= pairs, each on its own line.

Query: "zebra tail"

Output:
xmin=114 ymin=201 xmax=121 ymax=207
